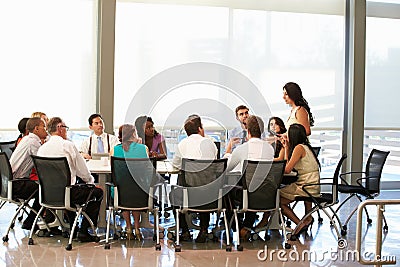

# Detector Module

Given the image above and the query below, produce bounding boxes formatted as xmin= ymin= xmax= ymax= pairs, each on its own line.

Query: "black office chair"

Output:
xmin=29 ymin=155 xmax=100 ymax=251
xmin=233 ymin=160 xmax=290 ymax=250
xmin=169 ymin=158 xmax=231 ymax=252
xmin=0 ymin=140 xmax=16 ymax=159
xmin=312 ymin=146 xmax=321 ymax=157
xmin=335 ymin=149 xmax=390 ymax=235
xmin=292 ymin=154 xmax=348 ymax=248
xmin=0 ymin=152 xmax=43 ymax=242
xmin=105 ymin=156 xmax=161 ymax=250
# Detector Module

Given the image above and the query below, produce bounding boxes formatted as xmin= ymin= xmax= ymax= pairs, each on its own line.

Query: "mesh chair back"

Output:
xmin=332 ymin=154 xmax=347 ymax=203
xmin=32 ymin=155 xmax=71 ymax=207
xmin=242 ymin=160 xmax=286 ymax=210
xmin=0 ymin=152 xmax=13 ymax=199
xmin=181 ymin=158 xmax=227 ymax=209
xmin=111 ymin=157 xmax=157 ymax=208
xmin=364 ymin=149 xmax=389 ymax=194
xmin=0 ymin=141 xmax=16 ymax=159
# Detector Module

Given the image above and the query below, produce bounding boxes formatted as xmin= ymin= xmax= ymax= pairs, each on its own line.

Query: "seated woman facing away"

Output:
xmin=279 ymin=123 xmax=320 ymax=237
xmin=111 ymin=124 xmax=149 ymax=241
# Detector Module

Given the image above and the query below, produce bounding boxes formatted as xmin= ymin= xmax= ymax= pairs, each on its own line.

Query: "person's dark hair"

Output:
xmin=184 ymin=114 xmax=202 ymax=136
xmin=235 ymin=105 xmax=249 ymax=117
xmin=17 ymin=117 xmax=30 ymax=135
xmin=146 ymin=116 xmax=159 ymax=136
xmin=47 ymin=117 xmax=63 ymax=134
xmin=134 ymin=115 xmax=147 ymax=141
xmin=26 ymin=117 xmax=43 ymax=133
xmin=246 ymin=115 xmax=264 ymax=138
xmin=287 ymin=123 xmax=320 ymax=168
xmin=268 ymin=117 xmax=287 ymax=157
xmin=118 ymin=124 xmax=137 ymax=152
xmin=283 ymin=82 xmax=314 ymax=126
xmin=88 ymin=113 xmax=102 ymax=126
xmin=267 ymin=116 xmax=287 ymax=135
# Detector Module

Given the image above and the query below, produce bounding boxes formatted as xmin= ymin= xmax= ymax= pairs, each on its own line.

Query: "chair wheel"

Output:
xmin=252 ymin=233 xmax=258 ymax=241
xmin=175 ymin=245 xmax=181 ymax=252
xmin=286 ymin=221 xmax=291 ymax=227
xmin=2 ymin=236 xmax=9 ymax=242
xmin=94 ymin=236 xmax=100 ymax=243
xmin=367 ymin=218 xmax=372 ymax=224
xmin=338 ymin=238 xmax=348 ymax=249
xmin=164 ymin=212 xmax=170 ymax=219
xmin=155 ymin=244 xmax=161 ymax=251
xmin=207 ymin=233 xmax=214 ymax=240
xmin=18 ymin=215 xmax=23 ymax=222
xmin=65 ymin=244 xmax=72 ymax=251
xmin=383 ymin=225 xmax=388 ymax=231
xmin=104 ymin=243 xmax=110 ymax=249
xmin=341 ymin=229 xmax=347 ymax=236
xmin=318 ymin=218 xmax=323 ymax=223
xmin=284 ymin=243 xmax=291 ymax=249
xmin=289 ymin=234 xmax=297 ymax=241
xmin=28 ymin=238 xmax=34 ymax=245
xmin=62 ymin=231 xmax=70 ymax=238
xmin=237 ymin=245 xmax=243 ymax=251
xmin=342 ymin=225 xmax=347 ymax=231
xmin=226 ymin=245 xmax=232 ymax=252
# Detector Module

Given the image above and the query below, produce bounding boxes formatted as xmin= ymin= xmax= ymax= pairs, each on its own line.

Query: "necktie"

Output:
xmin=97 ymin=136 xmax=104 ymax=153
xmin=242 ymin=130 xmax=247 ymax=144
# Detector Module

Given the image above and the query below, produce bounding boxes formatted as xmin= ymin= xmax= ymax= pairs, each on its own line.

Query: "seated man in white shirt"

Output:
xmin=80 ymin=113 xmax=119 ymax=159
xmin=224 ymin=115 xmax=274 ymax=240
xmin=172 ymin=114 xmax=218 ymax=243
xmin=10 ymin=117 xmax=48 ymax=230
xmin=37 ymin=117 xmax=103 ymax=242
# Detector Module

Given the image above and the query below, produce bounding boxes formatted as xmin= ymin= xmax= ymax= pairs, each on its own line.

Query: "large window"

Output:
xmin=0 ymin=0 xmax=98 ymax=141
xmin=365 ymin=1 xmax=400 ymax=182
xmin=114 ymin=1 xmax=345 ymax=165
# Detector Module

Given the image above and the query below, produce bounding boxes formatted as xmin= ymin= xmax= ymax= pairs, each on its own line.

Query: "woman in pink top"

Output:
xmin=144 ymin=117 xmax=167 ymax=160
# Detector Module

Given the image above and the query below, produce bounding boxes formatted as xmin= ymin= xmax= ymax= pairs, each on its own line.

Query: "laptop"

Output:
xmin=91 ymin=153 xmax=110 ymax=160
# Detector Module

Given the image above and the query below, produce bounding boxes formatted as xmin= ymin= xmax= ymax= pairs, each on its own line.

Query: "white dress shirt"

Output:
xmin=226 ymin=137 xmax=275 ymax=173
xmin=37 ymin=135 xmax=94 ymax=184
xmin=10 ymin=133 xmax=41 ymax=179
xmin=172 ymin=134 xmax=217 ymax=169
xmin=80 ymin=132 xmax=119 ymax=154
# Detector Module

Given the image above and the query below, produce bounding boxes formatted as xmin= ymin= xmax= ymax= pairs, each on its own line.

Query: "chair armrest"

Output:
xmin=339 ymin=171 xmax=366 ymax=185
xmin=301 ymin=182 xmax=333 ymax=207
xmin=355 ymin=176 xmax=379 ymax=197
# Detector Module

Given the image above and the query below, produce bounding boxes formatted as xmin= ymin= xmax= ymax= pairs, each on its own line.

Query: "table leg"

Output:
xmin=97 ymin=173 xmax=107 ymax=228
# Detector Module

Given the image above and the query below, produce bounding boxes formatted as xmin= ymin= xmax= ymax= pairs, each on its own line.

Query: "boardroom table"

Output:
xmin=86 ymin=159 xmax=179 ymax=228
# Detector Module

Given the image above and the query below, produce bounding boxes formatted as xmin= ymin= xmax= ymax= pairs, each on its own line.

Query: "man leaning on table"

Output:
xmin=37 ymin=117 xmax=103 ymax=242
xmin=80 ymin=113 xmax=119 ymax=160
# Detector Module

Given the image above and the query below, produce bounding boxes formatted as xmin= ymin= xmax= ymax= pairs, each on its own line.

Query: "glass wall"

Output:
xmin=113 ymin=1 xmax=345 ymax=169
xmin=365 ymin=1 xmax=400 ymax=182
xmin=0 ymin=0 xmax=98 ymax=141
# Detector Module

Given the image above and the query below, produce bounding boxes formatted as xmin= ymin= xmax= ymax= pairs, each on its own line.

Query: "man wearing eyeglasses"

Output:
xmin=10 ymin=117 xmax=49 ymax=231
xmin=80 ymin=114 xmax=119 ymax=160
xmin=37 ymin=117 xmax=103 ymax=242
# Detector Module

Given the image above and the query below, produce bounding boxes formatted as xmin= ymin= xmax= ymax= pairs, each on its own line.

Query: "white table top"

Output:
xmin=86 ymin=159 xmax=179 ymax=174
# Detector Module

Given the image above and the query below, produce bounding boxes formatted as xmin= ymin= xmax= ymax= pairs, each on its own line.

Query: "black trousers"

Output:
xmin=12 ymin=179 xmax=40 ymax=223
xmin=66 ymin=185 xmax=103 ymax=232
xmin=226 ymin=186 xmax=256 ymax=229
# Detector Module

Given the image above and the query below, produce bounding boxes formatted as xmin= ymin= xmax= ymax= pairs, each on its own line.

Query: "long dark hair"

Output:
xmin=268 ymin=117 xmax=287 ymax=157
xmin=283 ymin=82 xmax=314 ymax=126
xmin=134 ymin=115 xmax=147 ymax=141
xmin=287 ymin=123 xmax=320 ymax=169
xmin=118 ymin=124 xmax=137 ymax=152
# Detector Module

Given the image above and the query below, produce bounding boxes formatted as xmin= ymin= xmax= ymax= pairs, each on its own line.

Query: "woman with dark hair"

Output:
xmin=111 ymin=124 xmax=148 ymax=240
xmin=134 ymin=115 xmax=147 ymax=143
xmin=280 ymin=123 xmax=320 ymax=237
xmin=267 ymin=116 xmax=287 ymax=159
xmin=283 ymin=82 xmax=314 ymax=136
xmin=15 ymin=117 xmax=30 ymax=146
xmin=144 ymin=117 xmax=167 ymax=159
